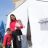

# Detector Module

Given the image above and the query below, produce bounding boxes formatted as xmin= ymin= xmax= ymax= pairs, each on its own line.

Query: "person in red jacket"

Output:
xmin=10 ymin=14 xmax=23 ymax=31
xmin=3 ymin=28 xmax=12 ymax=48
xmin=10 ymin=14 xmax=24 ymax=48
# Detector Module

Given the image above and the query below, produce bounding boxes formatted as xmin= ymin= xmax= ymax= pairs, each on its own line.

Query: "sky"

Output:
xmin=0 ymin=0 xmax=15 ymax=25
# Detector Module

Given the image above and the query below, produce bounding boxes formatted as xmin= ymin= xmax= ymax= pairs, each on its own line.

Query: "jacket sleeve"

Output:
xmin=3 ymin=35 xmax=7 ymax=46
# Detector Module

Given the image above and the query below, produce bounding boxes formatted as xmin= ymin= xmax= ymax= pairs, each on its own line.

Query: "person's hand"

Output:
xmin=3 ymin=47 xmax=5 ymax=48
xmin=15 ymin=20 xmax=25 ymax=29
xmin=16 ymin=20 xmax=22 ymax=27
xmin=2 ymin=43 xmax=5 ymax=48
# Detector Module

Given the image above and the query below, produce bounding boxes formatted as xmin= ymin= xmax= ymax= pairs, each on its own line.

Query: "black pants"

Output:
xmin=12 ymin=29 xmax=22 ymax=48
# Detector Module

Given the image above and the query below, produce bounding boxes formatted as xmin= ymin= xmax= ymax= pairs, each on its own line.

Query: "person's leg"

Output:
xmin=7 ymin=45 xmax=11 ymax=48
xmin=16 ymin=29 xmax=23 ymax=48
xmin=15 ymin=36 xmax=21 ymax=48
xmin=12 ymin=31 xmax=20 ymax=48
xmin=12 ymin=32 xmax=17 ymax=48
xmin=17 ymin=35 xmax=22 ymax=48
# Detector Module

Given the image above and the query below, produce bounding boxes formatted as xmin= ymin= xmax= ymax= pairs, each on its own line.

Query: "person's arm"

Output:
xmin=2 ymin=46 xmax=6 ymax=48
xmin=16 ymin=20 xmax=25 ymax=29
xmin=3 ymin=35 xmax=7 ymax=48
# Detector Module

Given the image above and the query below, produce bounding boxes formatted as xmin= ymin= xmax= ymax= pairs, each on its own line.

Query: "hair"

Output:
xmin=10 ymin=14 xmax=15 ymax=17
xmin=6 ymin=28 xmax=11 ymax=31
xmin=10 ymin=14 xmax=16 ymax=22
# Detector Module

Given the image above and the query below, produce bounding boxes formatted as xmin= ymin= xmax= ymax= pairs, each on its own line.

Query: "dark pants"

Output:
xmin=6 ymin=45 xmax=11 ymax=48
xmin=12 ymin=29 xmax=22 ymax=48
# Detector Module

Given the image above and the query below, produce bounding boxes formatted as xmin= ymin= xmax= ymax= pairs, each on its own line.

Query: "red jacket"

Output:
xmin=10 ymin=20 xmax=23 ymax=31
xmin=3 ymin=34 xmax=12 ymax=46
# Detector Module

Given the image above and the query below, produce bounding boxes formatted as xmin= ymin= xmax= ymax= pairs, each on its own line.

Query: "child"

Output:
xmin=3 ymin=28 xmax=12 ymax=48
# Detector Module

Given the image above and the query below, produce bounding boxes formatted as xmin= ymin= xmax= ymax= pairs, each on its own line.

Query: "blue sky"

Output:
xmin=0 ymin=0 xmax=15 ymax=25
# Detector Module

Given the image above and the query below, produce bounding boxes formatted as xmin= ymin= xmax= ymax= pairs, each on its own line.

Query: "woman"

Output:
xmin=9 ymin=14 xmax=24 ymax=48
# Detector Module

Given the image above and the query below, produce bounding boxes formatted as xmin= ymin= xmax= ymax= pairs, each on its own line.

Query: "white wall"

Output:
xmin=29 ymin=1 xmax=48 ymax=48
